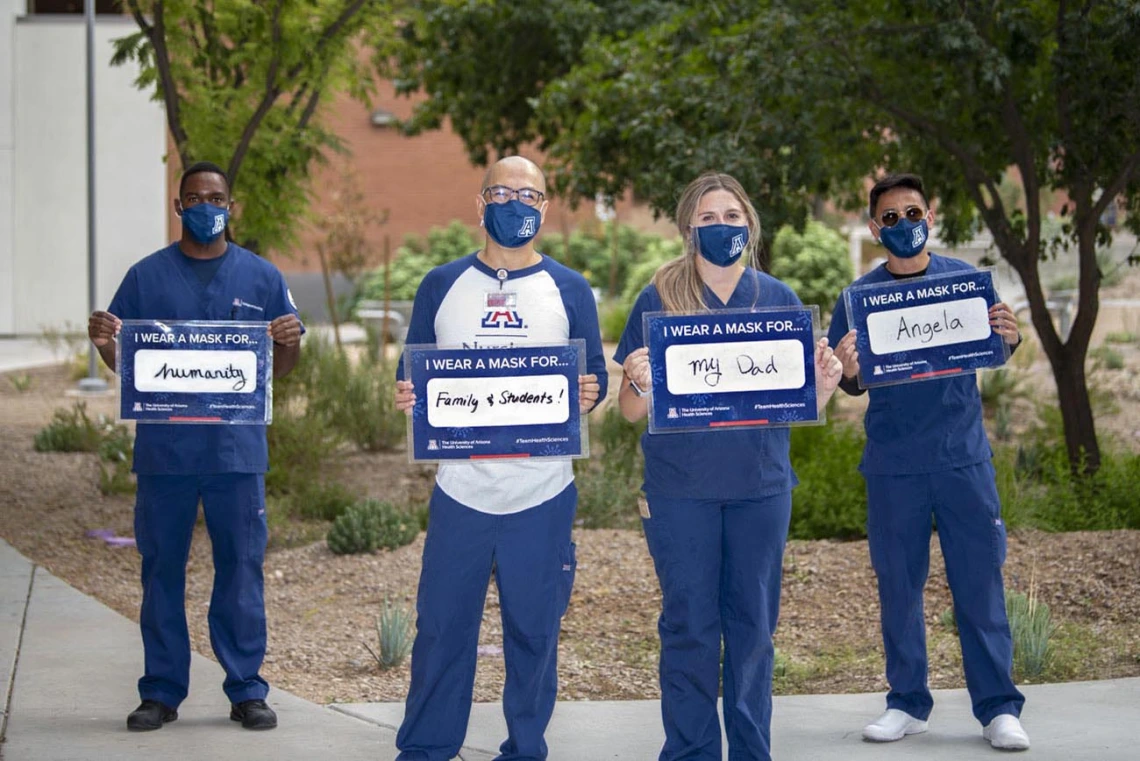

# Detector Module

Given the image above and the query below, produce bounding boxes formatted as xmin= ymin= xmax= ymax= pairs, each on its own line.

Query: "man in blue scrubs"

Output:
xmin=392 ymin=156 xmax=607 ymax=761
xmin=87 ymin=161 xmax=302 ymax=732
xmin=828 ymin=174 xmax=1029 ymax=751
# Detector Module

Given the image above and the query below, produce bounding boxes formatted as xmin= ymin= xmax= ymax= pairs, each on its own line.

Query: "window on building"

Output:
xmin=28 ymin=0 xmax=122 ymax=14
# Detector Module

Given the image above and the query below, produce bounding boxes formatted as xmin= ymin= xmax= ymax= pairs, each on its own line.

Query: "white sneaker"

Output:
xmin=983 ymin=714 xmax=1030 ymax=751
xmin=862 ymin=708 xmax=929 ymax=742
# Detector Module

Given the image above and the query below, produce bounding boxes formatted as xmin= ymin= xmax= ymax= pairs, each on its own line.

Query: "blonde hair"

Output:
xmin=653 ymin=172 xmax=763 ymax=314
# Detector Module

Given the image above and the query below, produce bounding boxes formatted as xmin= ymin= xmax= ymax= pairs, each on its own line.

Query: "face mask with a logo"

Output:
xmin=483 ymin=200 xmax=541 ymax=249
xmin=693 ymin=224 xmax=749 ymax=267
xmin=877 ymin=218 xmax=928 ymax=259
xmin=180 ymin=203 xmax=229 ymax=244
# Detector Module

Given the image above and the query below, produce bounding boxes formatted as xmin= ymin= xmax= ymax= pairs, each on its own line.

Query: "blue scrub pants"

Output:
xmin=396 ymin=483 xmax=577 ymax=761
xmin=642 ymin=491 xmax=792 ymax=761
xmin=865 ymin=461 xmax=1025 ymax=725
xmin=134 ymin=474 xmax=269 ymax=708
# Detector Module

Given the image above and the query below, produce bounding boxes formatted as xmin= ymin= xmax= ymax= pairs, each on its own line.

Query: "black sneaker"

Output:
xmin=230 ymin=699 xmax=277 ymax=730
xmin=126 ymin=699 xmax=178 ymax=731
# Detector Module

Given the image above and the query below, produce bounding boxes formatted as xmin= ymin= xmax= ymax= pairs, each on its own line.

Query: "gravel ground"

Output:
xmin=2 ymin=355 xmax=1138 ymax=707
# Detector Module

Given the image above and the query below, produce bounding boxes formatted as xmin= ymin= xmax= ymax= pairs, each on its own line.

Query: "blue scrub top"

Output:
xmin=827 ymin=253 xmax=992 ymax=476
xmin=614 ymin=268 xmax=800 ymax=500
xmin=108 ymin=242 xmax=304 ymax=475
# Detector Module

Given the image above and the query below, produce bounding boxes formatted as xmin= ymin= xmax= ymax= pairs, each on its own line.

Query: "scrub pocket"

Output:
xmin=559 ymin=541 xmax=577 ymax=616
xmin=991 ymin=515 xmax=1008 ymax=569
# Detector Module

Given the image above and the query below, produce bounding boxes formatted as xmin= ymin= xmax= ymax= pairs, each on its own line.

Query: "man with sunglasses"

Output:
xmin=391 ymin=155 xmax=607 ymax=761
xmin=827 ymin=174 xmax=1029 ymax=751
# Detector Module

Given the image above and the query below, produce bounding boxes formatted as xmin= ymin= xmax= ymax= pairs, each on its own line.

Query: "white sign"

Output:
xmin=664 ymin=339 xmax=806 ymax=396
xmin=426 ymin=374 xmax=570 ymax=428
xmin=134 ymin=349 xmax=259 ymax=394
xmin=866 ymin=297 xmax=991 ymax=355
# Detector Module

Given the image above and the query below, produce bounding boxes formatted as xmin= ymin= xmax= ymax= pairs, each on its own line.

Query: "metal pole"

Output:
xmin=79 ymin=0 xmax=107 ymax=392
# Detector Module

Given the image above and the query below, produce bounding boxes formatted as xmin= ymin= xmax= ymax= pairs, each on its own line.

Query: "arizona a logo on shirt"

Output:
xmin=481 ymin=291 xmax=525 ymax=329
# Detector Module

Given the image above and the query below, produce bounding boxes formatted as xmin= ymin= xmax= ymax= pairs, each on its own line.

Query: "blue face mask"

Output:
xmin=693 ymin=224 xmax=749 ymax=267
xmin=483 ymin=200 xmax=541 ymax=249
xmin=877 ymin=218 xmax=928 ymax=259
xmin=180 ymin=203 xmax=229 ymax=244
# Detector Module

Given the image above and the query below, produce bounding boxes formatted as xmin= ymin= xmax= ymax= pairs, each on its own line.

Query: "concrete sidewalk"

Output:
xmin=1 ymin=537 xmax=1137 ymax=760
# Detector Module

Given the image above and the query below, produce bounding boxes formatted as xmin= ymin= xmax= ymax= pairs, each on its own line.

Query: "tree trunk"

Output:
xmin=1008 ymin=246 xmax=1101 ymax=475
xmin=381 ymin=234 xmax=392 ymax=359
xmin=1052 ymin=351 xmax=1100 ymax=474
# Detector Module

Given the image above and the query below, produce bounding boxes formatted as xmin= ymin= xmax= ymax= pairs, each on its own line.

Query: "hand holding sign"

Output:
xmin=989 ymin=302 xmax=1020 ymax=344
xmin=579 ymin=374 xmax=600 ymax=412
xmin=622 ymin=347 xmax=651 ymax=390
xmin=269 ymin=314 xmax=302 ymax=347
xmin=834 ymin=329 xmax=860 ymax=379
xmin=814 ymin=338 xmax=843 ymax=411
xmin=395 ymin=379 xmax=416 ymax=415
xmin=88 ymin=311 xmax=122 ymax=347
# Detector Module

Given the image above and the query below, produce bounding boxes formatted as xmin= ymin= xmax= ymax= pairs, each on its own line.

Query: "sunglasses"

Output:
xmin=878 ymin=206 xmax=926 ymax=228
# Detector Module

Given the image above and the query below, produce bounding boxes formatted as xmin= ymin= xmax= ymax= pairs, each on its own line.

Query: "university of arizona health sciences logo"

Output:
xmin=481 ymin=291 xmax=525 ymax=329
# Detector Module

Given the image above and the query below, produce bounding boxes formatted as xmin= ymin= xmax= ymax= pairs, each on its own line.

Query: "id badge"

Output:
xmin=484 ymin=291 xmax=518 ymax=309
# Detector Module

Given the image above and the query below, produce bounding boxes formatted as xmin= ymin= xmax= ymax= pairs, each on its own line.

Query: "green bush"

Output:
xmin=357 ymin=221 xmax=479 ymax=304
xmin=599 ymin=300 xmax=632 ymax=343
xmin=1007 ymin=589 xmax=1056 ymax=681
xmin=542 ymin=223 xmax=679 ymax=298
xmin=994 ymin=399 xmax=1140 ymax=531
xmin=265 ymin=407 xmax=342 ymax=499
xmin=770 ymin=220 xmax=853 ymax=314
xmin=294 ymin=481 xmax=358 ymax=522
xmin=573 ymin=406 xmax=646 ymax=529
xmin=302 ymin=335 xmax=405 ymax=452
xmin=327 ymin=499 xmax=419 ymax=555
xmin=788 ymin=422 xmax=868 ymax=540
xmin=35 ymin=403 xmax=136 ymax=495
xmin=1104 ymin=330 xmax=1137 ymax=344
xmin=34 ymin=403 xmax=105 ymax=452
xmin=364 ymin=598 xmax=414 ymax=670
xmin=1089 ymin=345 xmax=1125 ymax=370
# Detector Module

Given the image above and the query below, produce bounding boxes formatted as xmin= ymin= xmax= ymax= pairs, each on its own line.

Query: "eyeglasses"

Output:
xmin=482 ymin=185 xmax=545 ymax=207
xmin=878 ymin=206 xmax=926 ymax=228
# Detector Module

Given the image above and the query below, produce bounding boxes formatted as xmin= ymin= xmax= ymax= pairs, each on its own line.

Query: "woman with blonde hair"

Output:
xmin=614 ymin=172 xmax=842 ymax=761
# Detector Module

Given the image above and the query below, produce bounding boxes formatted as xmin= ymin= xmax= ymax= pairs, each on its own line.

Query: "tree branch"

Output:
xmin=297 ymin=86 xmax=323 ymax=131
xmin=126 ymin=0 xmax=189 ymax=161
xmin=999 ymin=87 xmax=1041 ymax=266
xmin=227 ymin=0 xmax=286 ymax=190
xmin=285 ymin=0 xmax=371 ymax=80
xmin=1092 ymin=149 xmax=1140 ymax=220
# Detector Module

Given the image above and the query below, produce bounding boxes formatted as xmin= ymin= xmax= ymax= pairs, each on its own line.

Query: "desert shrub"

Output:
xmin=788 ymin=422 xmax=868 ymax=540
xmin=34 ymin=403 xmax=105 ymax=452
xmin=327 ymin=499 xmax=419 ymax=555
xmin=7 ymin=373 xmax=33 ymax=392
xmin=1104 ymin=330 xmax=1137 ymax=344
xmin=1007 ymin=589 xmax=1056 ymax=681
xmin=264 ymin=407 xmax=341 ymax=499
xmin=35 ymin=403 xmax=136 ymax=495
xmin=1088 ymin=345 xmax=1125 ymax=370
xmin=284 ymin=333 xmax=405 ymax=453
xmin=294 ymin=481 xmax=358 ymax=522
xmin=364 ymin=598 xmax=414 ymax=670
xmin=573 ymin=405 xmax=646 ymax=529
